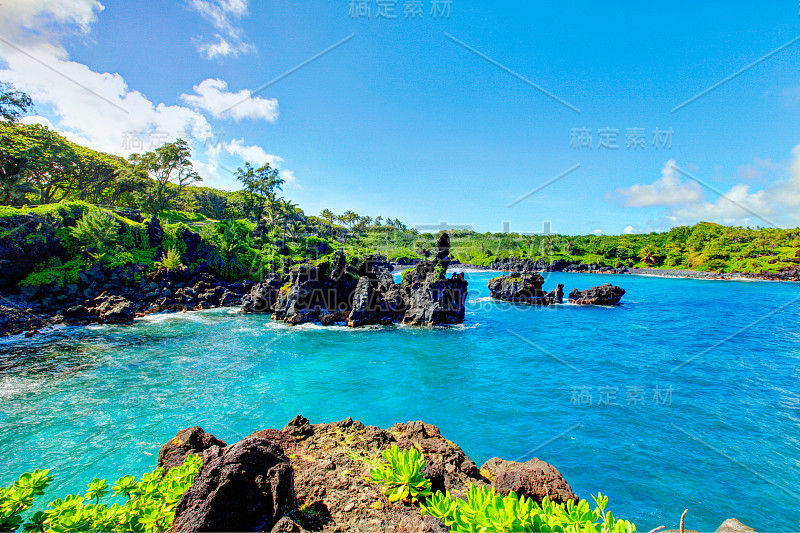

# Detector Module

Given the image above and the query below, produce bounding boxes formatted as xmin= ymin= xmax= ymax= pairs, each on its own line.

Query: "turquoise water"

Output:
xmin=1 ymin=271 xmax=799 ymax=531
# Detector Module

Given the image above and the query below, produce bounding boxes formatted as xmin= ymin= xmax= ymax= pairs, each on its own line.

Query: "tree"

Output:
xmin=0 ymin=82 xmax=33 ymax=122
xmin=279 ymin=198 xmax=298 ymax=248
xmin=235 ymin=162 xmax=284 ymax=221
xmin=320 ymin=209 xmax=335 ymax=238
xmin=124 ymin=139 xmax=200 ymax=214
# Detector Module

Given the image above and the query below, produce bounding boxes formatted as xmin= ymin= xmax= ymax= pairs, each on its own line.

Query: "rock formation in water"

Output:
xmin=487 ymin=272 xmax=554 ymax=305
xmin=488 ymin=272 xmax=624 ymax=306
xmin=242 ymin=235 xmax=468 ymax=327
xmin=568 ymin=283 xmax=626 ymax=305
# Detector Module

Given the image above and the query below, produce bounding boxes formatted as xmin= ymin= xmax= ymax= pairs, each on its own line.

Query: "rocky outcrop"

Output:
xmin=547 ymin=283 xmax=565 ymax=304
xmin=173 ymin=437 xmax=298 ymax=533
xmin=400 ymin=265 xmax=468 ymax=326
xmin=481 ymin=457 xmax=578 ymax=505
xmin=487 ymin=272 xmax=555 ymax=305
xmin=162 ymin=416 xmax=588 ymax=532
xmin=568 ymin=283 xmax=625 ymax=305
xmin=243 ymin=237 xmax=467 ymax=328
xmin=242 ymin=274 xmax=284 ymax=313
xmin=94 ymin=293 xmax=136 ymax=324
xmin=158 ymin=426 xmax=227 ymax=471
xmin=715 ymin=518 xmax=757 ymax=533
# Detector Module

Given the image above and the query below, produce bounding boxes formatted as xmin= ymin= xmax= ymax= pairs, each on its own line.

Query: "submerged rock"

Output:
xmin=568 ymin=283 xmax=625 ymax=305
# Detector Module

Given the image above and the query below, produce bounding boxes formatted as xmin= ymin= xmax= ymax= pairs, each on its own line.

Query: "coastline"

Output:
xmin=437 ymin=262 xmax=800 ymax=283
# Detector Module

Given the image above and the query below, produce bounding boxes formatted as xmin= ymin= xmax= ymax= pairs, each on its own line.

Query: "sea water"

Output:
xmin=1 ymin=271 xmax=798 ymax=531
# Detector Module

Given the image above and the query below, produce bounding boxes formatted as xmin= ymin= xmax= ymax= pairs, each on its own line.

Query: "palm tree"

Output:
xmin=280 ymin=198 xmax=298 ymax=248
xmin=289 ymin=219 xmax=305 ymax=243
xmin=263 ymin=194 xmax=280 ymax=229
xmin=320 ymin=209 xmax=335 ymax=238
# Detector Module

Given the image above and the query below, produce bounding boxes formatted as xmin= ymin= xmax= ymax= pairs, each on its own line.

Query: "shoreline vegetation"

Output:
xmin=0 ymin=415 xmax=757 ymax=533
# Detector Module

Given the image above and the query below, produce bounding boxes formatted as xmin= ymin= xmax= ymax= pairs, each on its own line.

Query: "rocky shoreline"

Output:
xmin=156 ymin=415 xmax=756 ymax=533
xmin=477 ymin=257 xmax=800 ymax=282
xmin=0 ymin=232 xmax=468 ymax=337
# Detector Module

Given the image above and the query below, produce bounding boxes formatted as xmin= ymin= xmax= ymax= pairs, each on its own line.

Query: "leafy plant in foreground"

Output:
xmin=421 ymin=485 xmax=636 ymax=533
xmin=155 ymin=246 xmax=182 ymax=270
xmin=0 ymin=455 xmax=202 ymax=533
xmin=369 ymin=445 xmax=432 ymax=504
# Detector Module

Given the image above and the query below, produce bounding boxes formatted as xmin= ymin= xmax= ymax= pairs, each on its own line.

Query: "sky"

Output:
xmin=1 ymin=0 xmax=799 ymax=235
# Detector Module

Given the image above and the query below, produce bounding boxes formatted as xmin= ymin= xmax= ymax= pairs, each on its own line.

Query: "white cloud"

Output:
xmin=0 ymin=1 xmax=216 ymax=156
xmin=614 ymin=147 xmax=800 ymax=229
xmin=591 ymin=229 xmax=602 ymax=236
xmin=181 ymin=78 xmax=278 ymax=122
xmin=216 ymin=139 xmax=283 ymax=167
xmin=195 ymin=35 xmax=255 ymax=60
xmin=281 ymin=169 xmax=301 ymax=190
xmin=0 ymin=0 xmax=103 ymax=41
xmin=624 ymin=225 xmax=635 ymax=234
xmin=670 ymin=184 xmax=775 ymax=226
xmin=189 ymin=0 xmax=254 ymax=60
xmin=617 ymin=160 xmax=702 ymax=207
xmin=0 ymin=0 xmax=286 ymax=192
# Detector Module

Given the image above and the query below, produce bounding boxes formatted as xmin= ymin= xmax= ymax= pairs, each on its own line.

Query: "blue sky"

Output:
xmin=2 ymin=1 xmax=800 ymax=234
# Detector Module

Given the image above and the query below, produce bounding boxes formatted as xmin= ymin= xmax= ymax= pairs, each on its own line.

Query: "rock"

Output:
xmin=347 ymin=276 xmax=395 ymax=327
xmin=158 ymin=426 xmax=227 ymax=471
xmin=715 ymin=519 xmax=757 ymax=533
xmin=145 ymin=215 xmax=163 ymax=248
xmin=389 ymin=421 xmax=481 ymax=493
xmin=568 ymin=283 xmax=625 ymax=305
xmin=436 ymin=233 xmax=451 ymax=262
xmin=481 ymin=457 xmax=577 ymax=505
xmin=94 ymin=294 xmax=135 ymax=324
xmin=271 ymin=517 xmax=308 ymax=532
xmin=219 ymin=289 xmax=242 ymax=307
xmin=487 ymin=272 xmax=554 ymax=305
xmin=282 ymin=415 xmax=315 ymax=439
xmin=402 ymin=273 xmax=467 ymax=326
xmin=546 ymin=283 xmax=564 ymax=304
xmin=173 ymin=438 xmax=298 ymax=533
xmin=272 ymin=264 xmax=357 ymax=325
xmin=242 ymin=275 xmax=284 ymax=313
xmin=400 ymin=259 xmax=467 ymax=326
xmin=0 ymin=303 xmax=46 ymax=337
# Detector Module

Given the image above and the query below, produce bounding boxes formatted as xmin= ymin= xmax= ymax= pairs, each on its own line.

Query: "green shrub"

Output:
xmin=421 ymin=486 xmax=636 ymax=533
xmin=69 ymin=210 xmax=119 ymax=250
xmin=18 ymin=258 xmax=86 ymax=289
xmin=156 ymin=247 xmax=182 ymax=270
xmin=0 ymin=455 xmax=202 ymax=533
xmin=370 ymin=445 xmax=431 ymax=504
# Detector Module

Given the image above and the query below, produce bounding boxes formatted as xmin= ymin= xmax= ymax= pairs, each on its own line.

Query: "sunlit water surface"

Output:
xmin=1 ymin=271 xmax=799 ymax=531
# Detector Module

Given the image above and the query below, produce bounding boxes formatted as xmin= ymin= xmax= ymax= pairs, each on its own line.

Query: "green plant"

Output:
xmin=156 ymin=246 xmax=182 ymax=270
xmin=0 ymin=455 xmax=202 ymax=533
xmin=69 ymin=209 xmax=119 ymax=250
xmin=369 ymin=445 xmax=432 ymax=504
xmin=0 ymin=469 xmax=52 ymax=532
xmin=421 ymin=486 xmax=636 ymax=533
